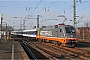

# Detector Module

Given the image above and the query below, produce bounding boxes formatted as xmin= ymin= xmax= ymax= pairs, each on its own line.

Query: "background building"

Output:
xmin=76 ymin=27 xmax=90 ymax=40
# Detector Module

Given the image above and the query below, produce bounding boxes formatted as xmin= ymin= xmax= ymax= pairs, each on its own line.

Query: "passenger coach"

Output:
xmin=10 ymin=29 xmax=37 ymax=39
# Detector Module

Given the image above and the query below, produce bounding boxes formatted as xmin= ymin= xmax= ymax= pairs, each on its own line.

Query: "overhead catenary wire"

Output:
xmin=76 ymin=0 xmax=89 ymax=6
xmin=48 ymin=0 xmax=89 ymax=19
xmin=10 ymin=0 xmax=32 ymax=12
xmin=41 ymin=0 xmax=90 ymax=26
xmin=36 ymin=0 xmax=70 ymax=19
xmin=0 ymin=0 xmax=71 ymax=18
xmin=38 ymin=0 xmax=59 ymax=13
xmin=30 ymin=0 xmax=43 ymax=14
xmin=10 ymin=0 xmax=26 ymax=7
xmin=42 ymin=2 xmax=71 ymax=19
xmin=66 ymin=0 xmax=90 ymax=15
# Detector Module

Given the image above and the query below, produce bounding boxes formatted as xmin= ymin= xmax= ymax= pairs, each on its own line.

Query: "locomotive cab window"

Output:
xmin=65 ymin=27 xmax=75 ymax=33
xmin=65 ymin=27 xmax=71 ymax=33
xmin=70 ymin=27 xmax=75 ymax=33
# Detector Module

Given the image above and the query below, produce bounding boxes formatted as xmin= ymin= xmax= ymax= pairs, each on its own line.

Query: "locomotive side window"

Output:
xmin=60 ymin=29 xmax=62 ymax=32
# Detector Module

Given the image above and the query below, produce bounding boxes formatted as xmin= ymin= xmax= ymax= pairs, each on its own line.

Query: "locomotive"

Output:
xmin=36 ymin=24 xmax=78 ymax=47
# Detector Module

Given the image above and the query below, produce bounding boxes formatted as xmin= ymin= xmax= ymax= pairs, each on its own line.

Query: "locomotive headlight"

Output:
xmin=67 ymin=40 xmax=72 ymax=43
xmin=70 ymin=34 xmax=73 ymax=37
xmin=75 ymin=40 xmax=78 ymax=43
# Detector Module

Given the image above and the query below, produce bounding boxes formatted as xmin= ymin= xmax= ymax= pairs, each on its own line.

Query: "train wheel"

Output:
xmin=42 ymin=39 xmax=45 ymax=42
xmin=50 ymin=41 xmax=54 ymax=44
xmin=45 ymin=40 xmax=49 ymax=43
xmin=67 ymin=44 xmax=75 ymax=47
xmin=44 ymin=40 xmax=46 ymax=43
xmin=44 ymin=39 xmax=47 ymax=43
xmin=52 ymin=41 xmax=57 ymax=45
xmin=38 ymin=39 xmax=41 ymax=43
xmin=57 ymin=42 xmax=62 ymax=46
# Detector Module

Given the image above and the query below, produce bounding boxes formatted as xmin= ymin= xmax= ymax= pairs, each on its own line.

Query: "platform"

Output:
xmin=0 ymin=41 xmax=29 ymax=60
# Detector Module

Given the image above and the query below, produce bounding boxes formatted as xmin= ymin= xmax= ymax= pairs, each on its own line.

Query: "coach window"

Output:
xmin=60 ymin=29 xmax=62 ymax=32
xmin=24 ymin=32 xmax=25 ymax=34
xmin=31 ymin=31 xmax=34 ymax=34
xmin=23 ymin=32 xmax=25 ymax=34
xmin=27 ymin=32 xmax=28 ymax=34
xmin=27 ymin=32 xmax=30 ymax=34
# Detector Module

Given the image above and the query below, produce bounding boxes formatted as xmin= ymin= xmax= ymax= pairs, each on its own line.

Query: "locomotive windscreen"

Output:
xmin=65 ymin=26 xmax=75 ymax=33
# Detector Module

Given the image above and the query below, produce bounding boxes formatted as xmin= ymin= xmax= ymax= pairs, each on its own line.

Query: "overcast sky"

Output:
xmin=0 ymin=0 xmax=90 ymax=29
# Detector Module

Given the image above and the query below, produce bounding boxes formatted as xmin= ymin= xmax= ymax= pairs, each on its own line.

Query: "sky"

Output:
xmin=0 ymin=0 xmax=90 ymax=30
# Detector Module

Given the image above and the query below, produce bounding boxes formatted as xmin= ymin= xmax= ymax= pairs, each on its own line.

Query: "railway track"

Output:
xmin=27 ymin=41 xmax=79 ymax=60
xmin=20 ymin=41 xmax=38 ymax=60
xmin=18 ymin=39 xmax=90 ymax=60
xmin=22 ymin=40 xmax=60 ymax=60
xmin=77 ymin=40 xmax=90 ymax=52
xmin=41 ymin=42 xmax=90 ymax=60
xmin=28 ymin=42 xmax=59 ymax=60
xmin=19 ymin=40 xmax=47 ymax=60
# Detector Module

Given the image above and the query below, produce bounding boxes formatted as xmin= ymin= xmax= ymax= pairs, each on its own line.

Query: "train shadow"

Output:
xmin=75 ymin=41 xmax=90 ymax=48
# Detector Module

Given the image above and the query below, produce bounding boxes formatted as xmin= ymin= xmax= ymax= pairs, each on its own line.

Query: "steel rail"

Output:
xmin=21 ymin=43 xmax=37 ymax=60
xmin=28 ymin=42 xmax=59 ymax=60
xmin=41 ymin=43 xmax=90 ymax=60
xmin=11 ymin=44 xmax=14 ymax=60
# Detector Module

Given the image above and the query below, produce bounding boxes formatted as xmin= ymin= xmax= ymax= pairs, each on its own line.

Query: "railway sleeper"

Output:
xmin=29 ymin=43 xmax=59 ymax=60
xmin=36 ymin=44 xmax=64 ymax=59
